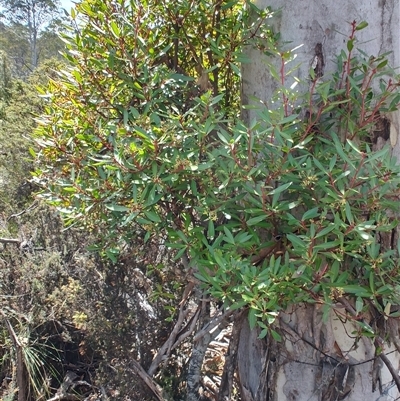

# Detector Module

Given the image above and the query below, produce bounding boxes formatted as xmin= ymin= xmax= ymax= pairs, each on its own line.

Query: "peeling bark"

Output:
xmin=187 ymin=301 xmax=218 ymax=401
xmin=186 ymin=298 xmax=229 ymax=401
xmin=217 ymin=311 xmax=245 ymax=401
xmin=235 ymin=304 xmax=400 ymax=401
xmin=187 ymin=332 xmax=211 ymax=401
xmin=236 ymin=312 xmax=268 ymax=401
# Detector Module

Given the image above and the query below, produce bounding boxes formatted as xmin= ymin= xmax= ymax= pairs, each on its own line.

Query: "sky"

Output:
xmin=60 ymin=0 xmax=76 ymax=13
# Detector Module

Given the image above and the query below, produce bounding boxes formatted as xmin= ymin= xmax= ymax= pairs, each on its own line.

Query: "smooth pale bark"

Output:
xmin=238 ymin=1 xmax=400 ymax=400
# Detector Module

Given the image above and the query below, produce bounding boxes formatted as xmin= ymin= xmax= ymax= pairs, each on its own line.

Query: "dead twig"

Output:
xmin=7 ymin=200 xmax=38 ymax=222
xmin=0 ymin=238 xmax=21 ymax=245
xmin=374 ymin=337 xmax=400 ymax=392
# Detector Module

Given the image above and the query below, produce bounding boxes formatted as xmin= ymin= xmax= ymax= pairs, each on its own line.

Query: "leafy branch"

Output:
xmin=33 ymin=0 xmax=400 ymax=347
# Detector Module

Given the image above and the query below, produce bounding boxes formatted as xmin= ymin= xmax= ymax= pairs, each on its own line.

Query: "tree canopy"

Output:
xmin=34 ymin=0 xmax=400 ymax=337
xmin=0 ymin=0 xmax=64 ymax=75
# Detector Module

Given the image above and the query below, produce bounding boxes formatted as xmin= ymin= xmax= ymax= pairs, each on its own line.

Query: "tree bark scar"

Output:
xmin=311 ymin=42 xmax=325 ymax=79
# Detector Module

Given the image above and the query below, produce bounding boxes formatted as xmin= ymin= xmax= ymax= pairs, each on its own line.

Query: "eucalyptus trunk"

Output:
xmin=236 ymin=1 xmax=400 ymax=400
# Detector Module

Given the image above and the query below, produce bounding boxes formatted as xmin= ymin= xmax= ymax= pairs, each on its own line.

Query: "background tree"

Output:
xmin=32 ymin=1 xmax=400 ymax=401
xmin=0 ymin=0 xmax=62 ymax=75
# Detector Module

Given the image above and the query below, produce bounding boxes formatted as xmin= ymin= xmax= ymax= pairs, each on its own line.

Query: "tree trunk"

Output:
xmin=27 ymin=5 xmax=38 ymax=69
xmin=238 ymin=1 xmax=400 ymax=400
xmin=236 ymin=305 xmax=400 ymax=401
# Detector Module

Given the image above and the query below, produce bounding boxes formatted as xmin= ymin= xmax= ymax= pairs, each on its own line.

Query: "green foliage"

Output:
xmin=0 ymin=50 xmax=12 ymax=118
xmin=34 ymin=0 xmax=274 ymax=235
xmin=0 ymin=58 xmax=64 ymax=213
xmin=34 ymin=0 xmax=400 ymax=341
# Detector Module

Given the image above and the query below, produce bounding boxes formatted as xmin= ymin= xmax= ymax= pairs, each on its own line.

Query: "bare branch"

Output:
xmin=7 ymin=200 xmax=38 ymax=222
xmin=0 ymin=237 xmax=21 ymax=244
xmin=171 ymin=307 xmax=201 ymax=351
xmin=128 ymin=360 xmax=167 ymax=401
xmin=193 ymin=307 xmax=236 ymax=342
xmin=375 ymin=337 xmax=400 ymax=393
xmin=148 ymin=280 xmax=196 ymax=376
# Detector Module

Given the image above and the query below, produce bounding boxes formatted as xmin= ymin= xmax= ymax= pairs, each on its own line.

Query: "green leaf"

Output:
xmin=341 ymin=285 xmax=372 ymax=298
xmin=105 ymin=248 xmax=119 ymax=263
xmin=346 ymin=139 xmax=362 ymax=154
xmin=313 ymin=240 xmax=341 ymax=251
xmin=268 ymin=182 xmax=292 ymax=195
xmin=286 ymin=234 xmax=306 ymax=249
xmin=143 ymin=210 xmax=161 ymax=223
xmin=315 ymin=224 xmax=335 ymax=239
xmin=355 ymin=21 xmax=368 ymax=30
xmin=28 ymin=147 xmax=36 ymax=157
xmin=347 ymin=39 xmax=354 ymax=52
xmin=110 ymin=21 xmax=120 ymax=37
xmin=207 ymin=220 xmax=215 ymax=239
xmin=174 ymin=247 xmax=188 ymax=260
xmin=329 ymin=261 xmax=340 ymax=281
xmin=247 ymin=214 xmax=266 ymax=226
xmin=270 ymin=329 xmax=282 ymax=341
xmin=223 ymin=226 xmax=235 ymax=244
xmin=210 ymin=93 xmax=225 ymax=106
xmin=229 ymin=62 xmax=241 ymax=76
xmin=229 ymin=300 xmax=247 ymax=310
xmin=105 ymin=204 xmax=130 ymax=212
xmin=345 ymin=202 xmax=354 ymax=224
xmin=369 ymin=270 xmax=375 ymax=294
xmin=302 ymin=207 xmax=319 ymax=221
xmin=258 ymin=328 xmax=268 ymax=339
